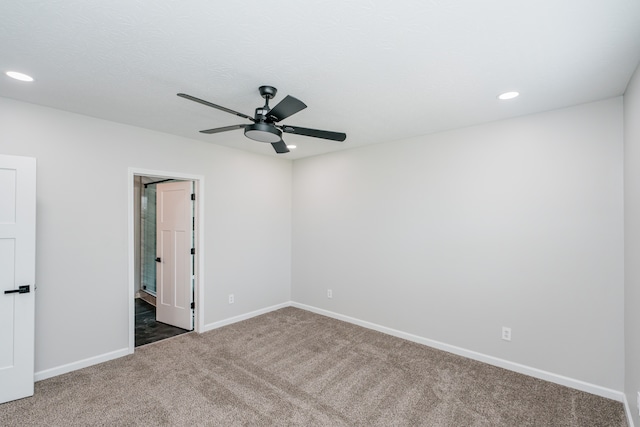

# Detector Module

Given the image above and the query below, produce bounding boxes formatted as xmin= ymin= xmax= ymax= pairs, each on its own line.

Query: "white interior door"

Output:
xmin=0 ymin=154 xmax=36 ymax=404
xmin=156 ymin=181 xmax=193 ymax=330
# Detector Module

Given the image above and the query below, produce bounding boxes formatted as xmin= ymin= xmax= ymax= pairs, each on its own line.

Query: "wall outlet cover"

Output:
xmin=502 ymin=327 xmax=512 ymax=341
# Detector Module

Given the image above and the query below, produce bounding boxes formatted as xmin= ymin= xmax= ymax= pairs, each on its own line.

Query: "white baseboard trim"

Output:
xmin=32 ymin=301 xmax=626 ymax=408
xmin=202 ymin=301 xmax=291 ymax=333
xmin=35 ymin=347 xmax=131 ymax=382
xmin=291 ymin=302 xmax=625 ymax=403
xmin=624 ymin=394 xmax=635 ymax=427
xmin=33 ymin=302 xmax=290 ymax=382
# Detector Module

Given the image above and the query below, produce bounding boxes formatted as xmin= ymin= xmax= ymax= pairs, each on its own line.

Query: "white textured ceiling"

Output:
xmin=1 ymin=0 xmax=639 ymax=159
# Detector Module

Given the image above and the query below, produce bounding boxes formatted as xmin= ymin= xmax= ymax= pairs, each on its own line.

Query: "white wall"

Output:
xmin=0 ymin=93 xmax=627 ymax=395
xmin=625 ymin=61 xmax=640 ymax=424
xmin=0 ymin=97 xmax=292 ymax=373
xmin=292 ymin=98 xmax=624 ymax=391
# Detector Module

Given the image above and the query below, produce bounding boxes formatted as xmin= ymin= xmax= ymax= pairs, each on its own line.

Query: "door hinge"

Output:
xmin=191 ymin=193 xmax=196 ymax=201
xmin=190 ymin=248 xmax=195 ymax=255
xmin=191 ymin=302 xmax=195 ymax=309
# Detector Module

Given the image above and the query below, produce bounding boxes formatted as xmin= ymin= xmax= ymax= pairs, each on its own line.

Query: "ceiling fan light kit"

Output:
xmin=177 ymin=86 xmax=346 ymax=154
xmin=244 ymin=122 xmax=282 ymax=143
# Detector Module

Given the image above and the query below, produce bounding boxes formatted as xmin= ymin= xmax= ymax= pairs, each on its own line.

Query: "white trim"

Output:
xmin=34 ymin=348 xmax=130 ymax=382
xmin=624 ymin=393 xmax=636 ymax=427
xmin=31 ymin=299 xmax=629 ymax=408
xmin=291 ymin=302 xmax=625 ymax=402
xmin=127 ymin=171 xmax=136 ymax=351
xmin=194 ymin=179 xmax=205 ymax=333
xmin=127 ymin=168 xmax=206 ymax=354
xmin=32 ymin=300 xmax=287 ymax=382
xmin=202 ymin=302 xmax=290 ymax=333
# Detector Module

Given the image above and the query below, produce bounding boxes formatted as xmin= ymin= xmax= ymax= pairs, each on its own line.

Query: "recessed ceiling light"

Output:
xmin=6 ymin=71 xmax=34 ymax=82
xmin=286 ymin=145 xmax=296 ymax=149
xmin=498 ymin=91 xmax=519 ymax=100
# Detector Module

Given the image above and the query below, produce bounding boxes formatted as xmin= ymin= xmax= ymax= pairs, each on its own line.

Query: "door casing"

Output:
xmin=127 ymin=168 xmax=205 ymax=353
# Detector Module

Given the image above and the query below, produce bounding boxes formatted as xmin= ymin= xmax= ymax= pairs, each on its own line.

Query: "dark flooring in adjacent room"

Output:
xmin=135 ymin=298 xmax=190 ymax=347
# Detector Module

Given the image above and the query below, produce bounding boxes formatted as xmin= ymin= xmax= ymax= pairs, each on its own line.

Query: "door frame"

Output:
xmin=127 ymin=167 xmax=205 ymax=353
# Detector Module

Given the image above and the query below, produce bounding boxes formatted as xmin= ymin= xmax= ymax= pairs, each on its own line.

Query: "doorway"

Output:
xmin=127 ymin=168 xmax=205 ymax=352
xmin=137 ymin=178 xmax=193 ymax=345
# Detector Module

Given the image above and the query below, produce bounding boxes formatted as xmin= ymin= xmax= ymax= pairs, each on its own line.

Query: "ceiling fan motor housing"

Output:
xmin=255 ymin=107 xmax=270 ymax=122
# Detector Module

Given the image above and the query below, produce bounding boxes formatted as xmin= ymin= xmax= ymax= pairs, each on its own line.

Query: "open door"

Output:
xmin=155 ymin=181 xmax=193 ymax=331
xmin=0 ymin=154 xmax=36 ymax=404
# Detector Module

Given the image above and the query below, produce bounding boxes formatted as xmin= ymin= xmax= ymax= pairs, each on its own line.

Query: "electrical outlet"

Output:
xmin=228 ymin=294 xmax=234 ymax=304
xmin=502 ymin=327 xmax=511 ymax=341
xmin=327 ymin=289 xmax=333 ymax=299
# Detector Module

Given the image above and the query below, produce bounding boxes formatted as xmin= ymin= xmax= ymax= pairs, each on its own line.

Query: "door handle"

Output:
xmin=155 ymin=257 xmax=161 ymax=263
xmin=4 ymin=285 xmax=30 ymax=294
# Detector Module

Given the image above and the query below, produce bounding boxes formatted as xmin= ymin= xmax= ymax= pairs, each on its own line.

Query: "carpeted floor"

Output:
xmin=0 ymin=307 xmax=627 ymax=426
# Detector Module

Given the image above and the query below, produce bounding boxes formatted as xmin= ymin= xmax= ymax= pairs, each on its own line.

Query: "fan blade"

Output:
xmin=267 ymin=95 xmax=307 ymax=122
xmin=199 ymin=124 xmax=248 ymax=134
xmin=271 ymin=140 xmax=290 ymax=154
xmin=177 ymin=93 xmax=254 ymax=121
xmin=280 ymin=125 xmax=346 ymax=141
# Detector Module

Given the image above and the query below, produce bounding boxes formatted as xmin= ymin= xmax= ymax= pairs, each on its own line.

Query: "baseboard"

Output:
xmin=32 ymin=301 xmax=626 ymax=409
xmin=34 ymin=347 xmax=131 ymax=382
xmin=291 ymin=302 xmax=625 ymax=403
xmin=202 ymin=301 xmax=291 ymax=333
xmin=624 ymin=393 xmax=636 ymax=427
xmin=33 ymin=302 xmax=289 ymax=382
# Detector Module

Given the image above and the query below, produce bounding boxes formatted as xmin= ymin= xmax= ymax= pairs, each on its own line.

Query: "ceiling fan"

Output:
xmin=177 ymin=86 xmax=346 ymax=154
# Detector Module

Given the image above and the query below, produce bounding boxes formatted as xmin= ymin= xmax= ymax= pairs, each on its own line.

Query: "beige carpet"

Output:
xmin=0 ymin=307 xmax=627 ymax=426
